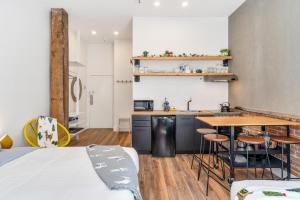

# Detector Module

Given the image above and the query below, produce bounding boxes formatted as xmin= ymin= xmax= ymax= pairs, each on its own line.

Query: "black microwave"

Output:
xmin=134 ymin=100 xmax=154 ymax=111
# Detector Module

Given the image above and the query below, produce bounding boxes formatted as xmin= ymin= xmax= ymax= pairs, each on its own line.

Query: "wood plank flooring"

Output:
xmin=69 ymin=128 xmax=274 ymax=200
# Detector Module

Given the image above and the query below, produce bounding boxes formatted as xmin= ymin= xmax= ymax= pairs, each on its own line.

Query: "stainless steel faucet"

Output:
xmin=187 ymin=98 xmax=192 ymax=111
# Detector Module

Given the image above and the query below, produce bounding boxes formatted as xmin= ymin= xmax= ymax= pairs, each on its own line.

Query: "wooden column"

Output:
xmin=50 ymin=8 xmax=69 ymax=129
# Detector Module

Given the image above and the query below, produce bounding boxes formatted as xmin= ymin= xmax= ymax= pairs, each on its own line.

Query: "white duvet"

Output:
xmin=0 ymin=147 xmax=139 ymax=200
xmin=231 ymin=180 xmax=300 ymax=200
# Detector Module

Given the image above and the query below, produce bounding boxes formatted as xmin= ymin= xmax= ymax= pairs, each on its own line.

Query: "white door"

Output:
xmin=88 ymin=75 xmax=113 ymax=128
xmin=87 ymin=43 xmax=113 ymax=128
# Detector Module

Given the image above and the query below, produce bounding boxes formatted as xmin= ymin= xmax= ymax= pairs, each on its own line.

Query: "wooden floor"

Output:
xmin=70 ymin=128 xmax=274 ymax=200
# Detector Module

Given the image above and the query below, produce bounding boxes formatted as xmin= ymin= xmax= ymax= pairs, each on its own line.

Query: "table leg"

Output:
xmin=229 ymin=126 xmax=235 ymax=183
xmin=286 ymin=125 xmax=291 ymax=180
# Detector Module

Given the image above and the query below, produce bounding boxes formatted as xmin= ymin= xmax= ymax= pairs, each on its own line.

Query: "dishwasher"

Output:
xmin=151 ymin=116 xmax=176 ymax=157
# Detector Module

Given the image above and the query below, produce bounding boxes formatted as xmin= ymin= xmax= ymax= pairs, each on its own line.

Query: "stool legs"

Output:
xmin=191 ymin=133 xmax=205 ymax=170
xmin=220 ymin=142 xmax=226 ymax=180
xmin=254 ymin=154 xmax=257 ymax=178
xmin=246 ymin=144 xmax=249 ymax=179
xmin=191 ymin=138 xmax=196 ymax=169
xmin=206 ymin=141 xmax=212 ymax=196
xmin=191 ymin=133 xmax=200 ymax=169
xmin=199 ymin=140 xmax=226 ymax=181
xmin=265 ymin=142 xmax=274 ymax=180
xmin=281 ymin=143 xmax=284 ymax=179
xmin=198 ymin=136 xmax=205 ymax=180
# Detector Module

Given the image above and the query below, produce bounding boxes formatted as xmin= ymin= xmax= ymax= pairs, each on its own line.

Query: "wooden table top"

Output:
xmin=196 ymin=116 xmax=300 ymax=126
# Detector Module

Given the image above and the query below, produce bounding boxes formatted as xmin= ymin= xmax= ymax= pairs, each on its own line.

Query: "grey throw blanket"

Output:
xmin=86 ymin=145 xmax=142 ymax=200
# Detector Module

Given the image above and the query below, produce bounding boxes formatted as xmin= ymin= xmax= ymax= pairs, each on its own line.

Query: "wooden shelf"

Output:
xmin=133 ymin=72 xmax=235 ymax=77
xmin=132 ymin=56 xmax=232 ymax=61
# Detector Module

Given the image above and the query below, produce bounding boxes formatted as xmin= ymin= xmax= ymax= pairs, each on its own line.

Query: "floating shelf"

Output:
xmin=132 ymin=56 xmax=232 ymax=61
xmin=133 ymin=72 xmax=237 ymax=82
xmin=133 ymin=72 xmax=235 ymax=76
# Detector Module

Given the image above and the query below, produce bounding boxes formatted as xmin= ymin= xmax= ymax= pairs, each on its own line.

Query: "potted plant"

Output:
xmin=143 ymin=51 xmax=149 ymax=57
xmin=220 ymin=49 xmax=230 ymax=56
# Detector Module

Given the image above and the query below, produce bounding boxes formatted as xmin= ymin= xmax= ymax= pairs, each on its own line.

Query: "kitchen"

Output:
xmin=2 ymin=0 xmax=300 ymax=200
xmin=130 ymin=13 xmax=300 ymax=196
xmin=131 ymin=16 xmax=238 ymax=155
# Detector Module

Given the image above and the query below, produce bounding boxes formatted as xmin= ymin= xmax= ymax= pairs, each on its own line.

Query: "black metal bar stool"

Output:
xmin=203 ymin=133 xmax=229 ymax=196
xmin=271 ymin=136 xmax=300 ymax=179
xmin=237 ymin=136 xmax=273 ymax=179
xmin=191 ymin=128 xmax=217 ymax=171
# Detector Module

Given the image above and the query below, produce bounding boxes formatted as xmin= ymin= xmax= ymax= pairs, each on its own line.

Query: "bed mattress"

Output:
xmin=0 ymin=147 xmax=139 ymax=200
xmin=231 ymin=180 xmax=300 ymax=200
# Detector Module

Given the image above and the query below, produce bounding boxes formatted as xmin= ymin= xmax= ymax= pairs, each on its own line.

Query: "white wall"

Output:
xmin=86 ymin=43 xmax=113 ymax=128
xmin=113 ymin=40 xmax=133 ymax=131
xmin=132 ymin=17 xmax=229 ymax=110
xmin=229 ymin=0 xmax=300 ymax=115
xmin=0 ymin=1 xmax=50 ymax=146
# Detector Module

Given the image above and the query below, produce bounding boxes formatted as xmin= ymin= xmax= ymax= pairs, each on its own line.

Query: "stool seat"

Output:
xmin=271 ymin=136 xmax=300 ymax=144
xmin=196 ymin=128 xmax=217 ymax=135
xmin=204 ymin=134 xmax=229 ymax=142
xmin=237 ymin=136 xmax=265 ymax=145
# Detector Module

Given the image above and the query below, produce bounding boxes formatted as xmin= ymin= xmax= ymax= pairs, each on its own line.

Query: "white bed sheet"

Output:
xmin=0 ymin=147 xmax=139 ymax=200
xmin=231 ymin=180 xmax=300 ymax=200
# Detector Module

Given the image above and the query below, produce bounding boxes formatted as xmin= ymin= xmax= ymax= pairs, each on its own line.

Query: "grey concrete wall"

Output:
xmin=229 ymin=0 xmax=300 ymax=115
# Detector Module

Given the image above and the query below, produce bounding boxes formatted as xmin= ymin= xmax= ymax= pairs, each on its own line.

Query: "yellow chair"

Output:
xmin=23 ymin=118 xmax=71 ymax=147
xmin=0 ymin=134 xmax=13 ymax=149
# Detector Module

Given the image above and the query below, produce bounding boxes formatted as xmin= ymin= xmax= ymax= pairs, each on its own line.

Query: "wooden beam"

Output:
xmin=50 ymin=8 xmax=69 ymax=129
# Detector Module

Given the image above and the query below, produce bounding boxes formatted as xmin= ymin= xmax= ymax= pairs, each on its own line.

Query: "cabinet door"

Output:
xmin=132 ymin=126 xmax=151 ymax=153
xmin=176 ymin=115 xmax=195 ymax=153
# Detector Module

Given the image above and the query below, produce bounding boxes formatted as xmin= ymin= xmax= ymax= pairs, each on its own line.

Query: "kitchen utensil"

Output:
xmin=220 ymin=102 xmax=231 ymax=112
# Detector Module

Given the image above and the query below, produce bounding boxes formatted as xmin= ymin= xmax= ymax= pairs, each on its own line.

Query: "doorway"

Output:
xmin=87 ymin=43 xmax=114 ymax=128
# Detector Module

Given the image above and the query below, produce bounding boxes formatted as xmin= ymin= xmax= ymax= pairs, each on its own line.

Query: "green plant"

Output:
xmin=143 ymin=51 xmax=149 ymax=57
xmin=220 ymin=49 xmax=230 ymax=56
xmin=164 ymin=50 xmax=174 ymax=57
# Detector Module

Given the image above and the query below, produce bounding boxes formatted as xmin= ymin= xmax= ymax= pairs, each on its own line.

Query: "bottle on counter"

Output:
xmin=163 ymin=97 xmax=170 ymax=112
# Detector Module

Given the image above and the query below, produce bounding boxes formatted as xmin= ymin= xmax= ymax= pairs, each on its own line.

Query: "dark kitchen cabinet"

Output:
xmin=176 ymin=115 xmax=196 ymax=153
xmin=132 ymin=114 xmax=215 ymax=154
xmin=132 ymin=115 xmax=151 ymax=154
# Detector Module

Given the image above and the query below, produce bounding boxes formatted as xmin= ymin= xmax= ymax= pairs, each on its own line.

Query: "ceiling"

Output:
xmin=49 ymin=0 xmax=245 ymax=43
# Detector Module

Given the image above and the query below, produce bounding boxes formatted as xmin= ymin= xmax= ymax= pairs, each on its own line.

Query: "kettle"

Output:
xmin=220 ymin=102 xmax=230 ymax=112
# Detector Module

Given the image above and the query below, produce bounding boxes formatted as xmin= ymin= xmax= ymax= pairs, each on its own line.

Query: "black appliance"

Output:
xmin=220 ymin=102 xmax=231 ymax=112
xmin=134 ymin=100 xmax=154 ymax=111
xmin=152 ymin=116 xmax=176 ymax=157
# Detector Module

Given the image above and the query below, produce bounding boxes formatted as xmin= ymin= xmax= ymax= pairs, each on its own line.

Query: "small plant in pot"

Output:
xmin=220 ymin=49 xmax=231 ymax=56
xmin=142 ymin=51 xmax=149 ymax=57
xmin=164 ymin=50 xmax=174 ymax=57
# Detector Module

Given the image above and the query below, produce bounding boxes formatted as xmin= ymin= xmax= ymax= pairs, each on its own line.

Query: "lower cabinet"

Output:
xmin=132 ymin=115 xmax=151 ymax=154
xmin=132 ymin=114 xmax=213 ymax=154
xmin=176 ymin=115 xmax=197 ymax=153
xmin=132 ymin=127 xmax=151 ymax=153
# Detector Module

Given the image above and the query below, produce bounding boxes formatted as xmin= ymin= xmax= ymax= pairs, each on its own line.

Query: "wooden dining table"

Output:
xmin=196 ymin=115 xmax=300 ymax=183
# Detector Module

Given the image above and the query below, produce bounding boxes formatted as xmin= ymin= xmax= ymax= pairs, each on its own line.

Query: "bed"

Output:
xmin=0 ymin=147 xmax=139 ymax=200
xmin=231 ymin=180 xmax=300 ymax=200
